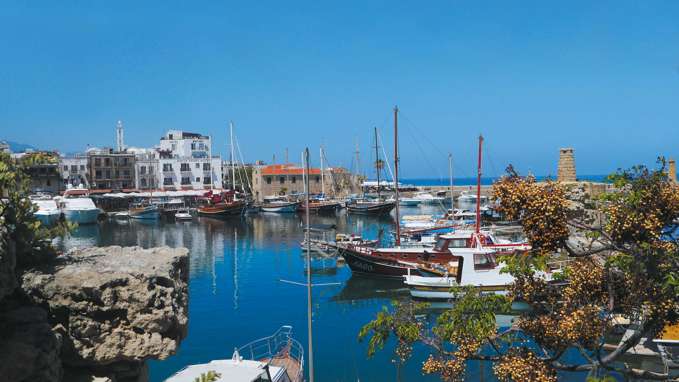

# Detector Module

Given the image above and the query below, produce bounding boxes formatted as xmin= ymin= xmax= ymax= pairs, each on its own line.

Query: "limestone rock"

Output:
xmin=21 ymin=246 xmax=189 ymax=371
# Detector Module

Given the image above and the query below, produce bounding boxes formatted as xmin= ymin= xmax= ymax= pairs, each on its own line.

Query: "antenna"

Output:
xmin=116 ymin=120 xmax=125 ymax=152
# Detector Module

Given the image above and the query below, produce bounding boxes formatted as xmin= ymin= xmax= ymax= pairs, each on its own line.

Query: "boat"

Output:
xmin=412 ymin=191 xmax=445 ymax=205
xmin=165 ymin=326 xmax=304 ymax=382
xmin=297 ymin=198 xmax=342 ymax=213
xmin=31 ymin=196 xmax=61 ymax=226
xmin=261 ymin=196 xmax=300 ymax=213
xmin=458 ymin=190 xmax=488 ymax=204
xmin=399 ymin=197 xmax=422 ymax=206
xmin=174 ymin=208 xmax=192 ymax=221
xmin=197 ymin=190 xmax=247 ymax=217
xmin=60 ymin=197 xmax=100 ymax=224
xmin=129 ymin=203 xmax=160 ymax=220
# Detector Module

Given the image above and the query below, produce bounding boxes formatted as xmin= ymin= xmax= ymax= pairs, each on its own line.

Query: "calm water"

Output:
xmin=57 ymin=204 xmax=596 ymax=382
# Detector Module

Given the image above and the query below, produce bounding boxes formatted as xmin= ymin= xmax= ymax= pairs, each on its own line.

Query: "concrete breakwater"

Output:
xmin=0 ymin=243 xmax=189 ymax=382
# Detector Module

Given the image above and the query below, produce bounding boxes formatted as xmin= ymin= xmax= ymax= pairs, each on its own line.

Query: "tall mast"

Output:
xmin=449 ymin=153 xmax=454 ymax=210
xmin=320 ymin=146 xmax=325 ymax=196
xmin=229 ymin=121 xmax=236 ymax=193
xmin=393 ymin=106 xmax=401 ymax=246
xmin=303 ymin=148 xmax=314 ymax=382
xmin=475 ymin=135 xmax=484 ymax=234
xmin=374 ymin=127 xmax=381 ymax=200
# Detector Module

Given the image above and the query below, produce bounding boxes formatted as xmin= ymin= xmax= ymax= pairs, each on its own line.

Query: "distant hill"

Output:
xmin=4 ymin=141 xmax=39 ymax=153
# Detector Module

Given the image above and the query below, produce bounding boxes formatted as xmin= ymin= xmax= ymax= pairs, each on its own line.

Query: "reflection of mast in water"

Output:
xmin=211 ymin=241 xmax=217 ymax=295
xmin=233 ymin=229 xmax=239 ymax=310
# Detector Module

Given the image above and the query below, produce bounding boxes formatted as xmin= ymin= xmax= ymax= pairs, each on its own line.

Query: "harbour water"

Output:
xmin=56 ymin=204 xmax=594 ymax=382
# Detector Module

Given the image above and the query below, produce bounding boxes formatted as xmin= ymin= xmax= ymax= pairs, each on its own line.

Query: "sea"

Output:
xmin=55 ymin=198 xmax=650 ymax=382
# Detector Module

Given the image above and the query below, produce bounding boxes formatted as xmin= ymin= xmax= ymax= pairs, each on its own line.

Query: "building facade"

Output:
xmin=157 ymin=130 xmax=222 ymax=190
xmin=251 ymin=164 xmax=354 ymax=201
xmin=87 ymin=149 xmax=136 ymax=190
xmin=133 ymin=152 xmax=159 ymax=190
xmin=60 ymin=156 xmax=89 ymax=188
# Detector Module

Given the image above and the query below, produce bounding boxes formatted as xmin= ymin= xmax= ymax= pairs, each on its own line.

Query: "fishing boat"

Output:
xmin=197 ymin=190 xmax=247 ymax=217
xmin=165 ymin=326 xmax=304 ymax=382
xmin=261 ymin=196 xmax=300 ymax=213
xmin=59 ymin=196 xmax=100 ymax=224
xmin=129 ymin=203 xmax=160 ymax=220
xmin=174 ymin=208 xmax=192 ymax=221
xmin=31 ymin=196 xmax=61 ymax=226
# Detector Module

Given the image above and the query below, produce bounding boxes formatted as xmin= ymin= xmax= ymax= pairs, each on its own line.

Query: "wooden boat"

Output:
xmin=197 ymin=190 xmax=247 ymax=217
xmin=128 ymin=203 xmax=160 ymax=220
xmin=297 ymin=199 xmax=342 ymax=213
xmin=346 ymin=199 xmax=396 ymax=215
xmin=166 ymin=326 xmax=304 ymax=382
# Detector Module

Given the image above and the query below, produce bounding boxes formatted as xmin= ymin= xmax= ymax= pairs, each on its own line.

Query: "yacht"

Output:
xmin=174 ymin=208 xmax=192 ymax=221
xmin=166 ymin=326 xmax=303 ymax=382
xmin=261 ymin=196 xmax=299 ymax=213
xmin=457 ymin=191 xmax=488 ymax=204
xmin=59 ymin=197 xmax=100 ymax=224
xmin=412 ymin=191 xmax=445 ymax=205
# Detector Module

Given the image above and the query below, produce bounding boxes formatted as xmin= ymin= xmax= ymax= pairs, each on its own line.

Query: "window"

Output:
xmin=63 ymin=165 xmax=68 ymax=171
xmin=203 ymin=177 xmax=211 ymax=184
xmin=95 ymin=170 xmax=102 ymax=179
xmin=95 ymin=158 xmax=101 ymax=166
xmin=80 ymin=165 xmax=85 ymax=171
xmin=148 ymin=166 xmax=153 ymax=173
xmin=105 ymin=170 xmax=111 ymax=179
xmin=46 ymin=179 xmax=51 ymax=186
xmin=195 ymin=177 xmax=200 ymax=182
xmin=315 ymin=176 xmax=320 ymax=183
xmin=163 ymin=177 xmax=173 ymax=185
xmin=292 ymin=177 xmax=296 ymax=184
xmin=114 ymin=170 xmax=119 ymax=178
xmin=180 ymin=163 xmax=190 ymax=172
xmin=141 ymin=178 xmax=147 ymax=187
xmin=140 ymin=166 xmax=146 ymax=175
xmin=191 ymin=143 xmax=196 ymax=150
xmin=195 ymin=163 xmax=199 ymax=168
xmin=279 ymin=177 xmax=285 ymax=184
xmin=199 ymin=143 xmax=205 ymax=150
xmin=473 ymin=253 xmax=495 ymax=270
xmin=70 ymin=165 xmax=76 ymax=172
xmin=266 ymin=177 xmax=272 ymax=185
xmin=123 ymin=170 xmax=130 ymax=177
xmin=449 ymin=239 xmax=467 ymax=248
xmin=122 ymin=158 xmax=128 ymax=165
xmin=181 ymin=177 xmax=191 ymax=185
xmin=104 ymin=158 xmax=111 ymax=166
xmin=203 ymin=163 xmax=210 ymax=171
xmin=171 ymin=143 xmax=177 ymax=151
xmin=163 ymin=163 xmax=173 ymax=172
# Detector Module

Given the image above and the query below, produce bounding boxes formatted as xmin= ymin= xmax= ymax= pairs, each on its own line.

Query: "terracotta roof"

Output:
xmin=260 ymin=164 xmax=321 ymax=176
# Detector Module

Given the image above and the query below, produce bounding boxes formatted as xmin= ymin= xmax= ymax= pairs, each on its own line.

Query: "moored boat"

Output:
xmin=197 ymin=190 xmax=247 ymax=217
xmin=346 ymin=199 xmax=396 ymax=215
xmin=261 ymin=196 xmax=300 ymax=213
xmin=31 ymin=196 xmax=61 ymax=226
xmin=165 ymin=326 xmax=304 ymax=382
xmin=60 ymin=197 xmax=100 ymax=224
xmin=174 ymin=208 xmax=192 ymax=220
xmin=129 ymin=203 xmax=160 ymax=220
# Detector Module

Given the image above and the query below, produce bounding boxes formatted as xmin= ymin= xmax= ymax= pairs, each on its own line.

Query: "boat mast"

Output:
xmin=303 ymin=148 xmax=314 ymax=382
xmin=393 ymin=106 xmax=401 ymax=246
xmin=449 ymin=153 xmax=454 ymax=210
xmin=374 ymin=127 xmax=381 ymax=200
xmin=320 ymin=146 xmax=325 ymax=197
xmin=475 ymin=135 xmax=484 ymax=234
xmin=230 ymin=121 xmax=236 ymax=198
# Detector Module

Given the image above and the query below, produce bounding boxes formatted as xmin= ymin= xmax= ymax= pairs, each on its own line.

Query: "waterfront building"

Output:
xmin=251 ymin=163 xmax=353 ymax=201
xmin=157 ymin=130 xmax=223 ymax=190
xmin=16 ymin=151 xmax=63 ymax=194
xmin=87 ymin=148 xmax=136 ymax=191
xmin=133 ymin=150 xmax=159 ymax=190
xmin=60 ymin=156 xmax=89 ymax=188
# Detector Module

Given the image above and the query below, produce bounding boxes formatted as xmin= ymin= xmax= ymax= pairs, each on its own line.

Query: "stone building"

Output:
xmin=668 ymin=158 xmax=677 ymax=184
xmin=251 ymin=163 xmax=354 ymax=201
xmin=557 ymin=148 xmax=576 ymax=182
xmin=87 ymin=149 xmax=136 ymax=191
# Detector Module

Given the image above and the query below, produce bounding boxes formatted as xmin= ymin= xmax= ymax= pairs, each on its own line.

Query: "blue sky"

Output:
xmin=1 ymin=1 xmax=678 ymax=179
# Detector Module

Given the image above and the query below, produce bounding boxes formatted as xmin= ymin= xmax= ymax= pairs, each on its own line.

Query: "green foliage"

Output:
xmin=193 ymin=370 xmax=221 ymax=382
xmin=358 ymin=301 xmax=427 ymax=362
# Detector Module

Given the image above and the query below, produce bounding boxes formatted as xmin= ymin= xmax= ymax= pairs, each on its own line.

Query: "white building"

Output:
xmin=157 ymin=130 xmax=222 ymax=190
xmin=60 ymin=156 xmax=89 ymax=188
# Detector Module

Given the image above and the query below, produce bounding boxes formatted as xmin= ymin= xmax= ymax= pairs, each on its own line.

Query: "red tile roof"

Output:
xmin=260 ymin=164 xmax=321 ymax=176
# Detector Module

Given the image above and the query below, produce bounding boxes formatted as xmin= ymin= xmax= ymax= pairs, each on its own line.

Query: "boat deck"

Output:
xmin=261 ymin=353 xmax=302 ymax=382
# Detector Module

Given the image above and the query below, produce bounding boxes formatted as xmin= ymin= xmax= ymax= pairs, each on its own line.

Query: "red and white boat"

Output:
xmin=197 ymin=190 xmax=247 ymax=217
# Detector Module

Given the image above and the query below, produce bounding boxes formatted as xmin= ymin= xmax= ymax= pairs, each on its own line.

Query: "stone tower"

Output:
xmin=557 ymin=148 xmax=576 ymax=182
xmin=669 ymin=158 xmax=677 ymax=184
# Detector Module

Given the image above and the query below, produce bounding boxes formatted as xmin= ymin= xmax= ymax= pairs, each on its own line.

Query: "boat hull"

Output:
xmin=338 ymin=247 xmax=418 ymax=278
xmin=197 ymin=202 xmax=246 ymax=217
xmin=63 ymin=209 xmax=100 ymax=224
xmin=298 ymin=201 xmax=342 ymax=213
xmin=129 ymin=210 xmax=160 ymax=220
xmin=346 ymin=201 xmax=396 ymax=215
xmin=35 ymin=211 xmax=61 ymax=226
xmin=261 ymin=202 xmax=299 ymax=213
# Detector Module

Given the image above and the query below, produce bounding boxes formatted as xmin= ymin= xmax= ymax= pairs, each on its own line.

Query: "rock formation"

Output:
xmin=0 ymin=245 xmax=189 ymax=382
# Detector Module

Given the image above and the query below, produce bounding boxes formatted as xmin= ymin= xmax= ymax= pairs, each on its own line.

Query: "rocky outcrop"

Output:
xmin=7 ymin=245 xmax=189 ymax=382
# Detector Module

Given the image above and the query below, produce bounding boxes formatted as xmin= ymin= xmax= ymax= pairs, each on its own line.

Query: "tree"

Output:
xmin=359 ymin=162 xmax=679 ymax=381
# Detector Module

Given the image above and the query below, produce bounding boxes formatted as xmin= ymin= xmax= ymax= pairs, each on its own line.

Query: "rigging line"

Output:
xmin=376 ymin=128 xmax=395 ymax=183
xmin=234 ymin=136 xmax=252 ymax=192
xmin=400 ymin=116 xmax=445 ymax=181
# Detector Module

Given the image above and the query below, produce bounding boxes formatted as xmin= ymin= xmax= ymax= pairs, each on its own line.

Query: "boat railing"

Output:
xmin=237 ymin=325 xmax=304 ymax=380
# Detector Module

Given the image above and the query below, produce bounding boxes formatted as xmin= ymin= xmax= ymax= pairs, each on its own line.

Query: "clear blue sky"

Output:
xmin=1 ymin=1 xmax=678 ymax=179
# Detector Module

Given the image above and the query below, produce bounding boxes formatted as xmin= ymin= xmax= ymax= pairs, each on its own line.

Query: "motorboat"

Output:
xmin=174 ymin=208 xmax=192 ymax=221
xmin=412 ymin=191 xmax=445 ymax=205
xmin=399 ymin=197 xmax=422 ymax=207
xmin=31 ymin=196 xmax=61 ymax=226
xmin=261 ymin=196 xmax=300 ymax=213
xmin=59 ymin=197 xmax=100 ymax=224
xmin=165 ymin=326 xmax=304 ymax=382
xmin=458 ymin=191 xmax=488 ymax=204
xmin=129 ymin=203 xmax=160 ymax=220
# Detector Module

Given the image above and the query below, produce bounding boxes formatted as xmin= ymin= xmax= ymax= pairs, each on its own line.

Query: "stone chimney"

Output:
xmin=669 ymin=158 xmax=677 ymax=184
xmin=557 ymin=148 xmax=576 ymax=182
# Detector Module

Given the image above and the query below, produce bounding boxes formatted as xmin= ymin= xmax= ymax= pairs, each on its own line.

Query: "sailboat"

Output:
xmin=298 ymin=146 xmax=343 ymax=213
xmin=346 ymin=127 xmax=396 ymax=215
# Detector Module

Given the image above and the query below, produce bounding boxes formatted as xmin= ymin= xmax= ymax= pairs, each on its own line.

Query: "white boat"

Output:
xmin=458 ymin=191 xmax=488 ymax=204
xmin=31 ymin=197 xmax=61 ymax=226
xmin=174 ymin=208 xmax=192 ymax=221
xmin=399 ymin=197 xmax=421 ymax=206
xmin=60 ymin=197 xmax=100 ymax=225
xmin=261 ymin=196 xmax=299 ymax=213
xmin=412 ymin=191 xmax=445 ymax=205
xmin=166 ymin=326 xmax=304 ymax=382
